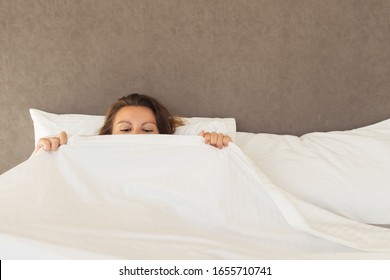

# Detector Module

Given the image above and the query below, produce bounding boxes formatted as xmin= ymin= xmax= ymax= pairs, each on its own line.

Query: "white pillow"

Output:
xmin=30 ymin=109 xmax=236 ymax=144
xmin=237 ymin=119 xmax=390 ymax=225
xmin=30 ymin=109 xmax=105 ymax=144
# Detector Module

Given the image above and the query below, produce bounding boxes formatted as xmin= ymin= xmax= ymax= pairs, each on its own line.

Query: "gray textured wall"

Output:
xmin=1 ymin=0 xmax=390 ymax=174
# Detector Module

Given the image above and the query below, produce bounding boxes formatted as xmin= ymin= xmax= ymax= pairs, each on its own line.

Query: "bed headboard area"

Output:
xmin=1 ymin=0 xmax=390 ymax=174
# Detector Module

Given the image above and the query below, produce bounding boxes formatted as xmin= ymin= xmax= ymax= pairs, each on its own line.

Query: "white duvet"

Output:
xmin=0 ymin=135 xmax=389 ymax=259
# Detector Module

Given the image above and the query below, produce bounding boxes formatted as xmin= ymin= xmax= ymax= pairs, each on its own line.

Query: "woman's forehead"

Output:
xmin=115 ymin=106 xmax=156 ymax=122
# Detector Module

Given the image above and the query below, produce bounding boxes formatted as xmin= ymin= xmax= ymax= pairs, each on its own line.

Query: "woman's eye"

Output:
xmin=120 ymin=129 xmax=131 ymax=132
xmin=143 ymin=129 xmax=153 ymax=133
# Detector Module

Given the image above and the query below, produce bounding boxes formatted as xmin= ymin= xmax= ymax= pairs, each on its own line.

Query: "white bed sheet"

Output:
xmin=0 ymin=134 xmax=389 ymax=259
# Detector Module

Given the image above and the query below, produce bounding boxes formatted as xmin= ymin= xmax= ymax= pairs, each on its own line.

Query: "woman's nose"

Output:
xmin=132 ymin=128 xmax=141 ymax=134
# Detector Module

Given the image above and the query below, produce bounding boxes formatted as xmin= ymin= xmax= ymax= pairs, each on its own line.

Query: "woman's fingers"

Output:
xmin=50 ymin=137 xmax=61 ymax=151
xmin=37 ymin=138 xmax=52 ymax=151
xmin=35 ymin=131 xmax=68 ymax=153
xmin=222 ymin=135 xmax=232 ymax=147
xmin=199 ymin=130 xmax=210 ymax=145
xmin=199 ymin=131 xmax=232 ymax=149
xmin=214 ymin=133 xmax=223 ymax=149
xmin=57 ymin=131 xmax=68 ymax=145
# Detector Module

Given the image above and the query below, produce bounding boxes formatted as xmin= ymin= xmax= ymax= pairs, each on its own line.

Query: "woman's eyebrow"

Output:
xmin=117 ymin=121 xmax=132 ymax=125
xmin=117 ymin=121 xmax=156 ymax=125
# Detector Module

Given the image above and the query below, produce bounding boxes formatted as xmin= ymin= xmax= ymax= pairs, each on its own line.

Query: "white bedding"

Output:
xmin=0 ymin=134 xmax=389 ymax=259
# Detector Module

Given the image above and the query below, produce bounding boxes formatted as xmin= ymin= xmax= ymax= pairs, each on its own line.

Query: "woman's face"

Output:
xmin=112 ymin=106 xmax=159 ymax=134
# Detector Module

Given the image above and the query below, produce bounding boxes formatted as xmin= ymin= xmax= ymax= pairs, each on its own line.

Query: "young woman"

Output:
xmin=33 ymin=93 xmax=232 ymax=154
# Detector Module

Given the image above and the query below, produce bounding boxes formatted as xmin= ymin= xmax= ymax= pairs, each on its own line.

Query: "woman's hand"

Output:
xmin=32 ymin=131 xmax=68 ymax=155
xmin=198 ymin=130 xmax=232 ymax=149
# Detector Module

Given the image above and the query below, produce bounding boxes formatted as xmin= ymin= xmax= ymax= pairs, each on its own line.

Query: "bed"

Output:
xmin=1 ymin=109 xmax=390 ymax=259
xmin=2 ymin=0 xmax=390 ymax=260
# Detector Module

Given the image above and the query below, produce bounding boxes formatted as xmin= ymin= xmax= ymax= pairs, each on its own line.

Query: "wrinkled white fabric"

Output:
xmin=0 ymin=135 xmax=389 ymax=259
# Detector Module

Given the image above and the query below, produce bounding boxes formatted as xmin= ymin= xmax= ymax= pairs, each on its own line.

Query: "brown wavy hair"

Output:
xmin=99 ymin=93 xmax=183 ymax=135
